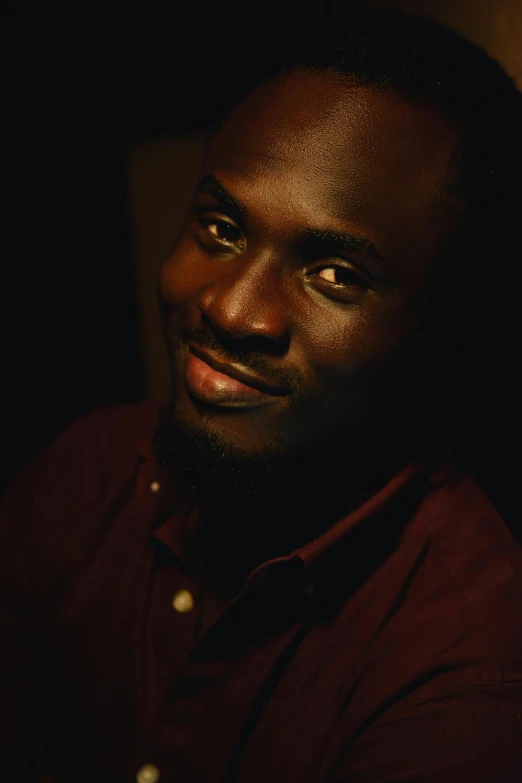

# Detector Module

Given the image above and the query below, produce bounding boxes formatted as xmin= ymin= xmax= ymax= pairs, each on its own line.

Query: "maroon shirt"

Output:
xmin=1 ymin=402 xmax=521 ymax=783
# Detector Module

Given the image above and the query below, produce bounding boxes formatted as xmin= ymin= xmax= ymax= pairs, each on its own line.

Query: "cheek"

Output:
xmin=300 ymin=302 xmax=410 ymax=387
xmin=293 ymin=312 xmax=413 ymax=440
xmin=158 ymin=243 xmax=206 ymax=308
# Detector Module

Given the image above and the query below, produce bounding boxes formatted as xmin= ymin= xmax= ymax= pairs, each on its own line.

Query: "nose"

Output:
xmin=198 ymin=256 xmax=289 ymax=346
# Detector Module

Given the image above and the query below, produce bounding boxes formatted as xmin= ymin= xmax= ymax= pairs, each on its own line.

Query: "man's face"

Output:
xmin=157 ymin=69 xmax=460 ymax=488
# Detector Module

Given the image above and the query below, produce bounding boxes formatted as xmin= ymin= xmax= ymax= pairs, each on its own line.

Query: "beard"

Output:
xmin=152 ymin=396 xmax=300 ymax=509
xmin=152 ymin=317 xmax=438 ymax=527
xmin=153 ymin=394 xmax=324 ymax=591
xmin=151 ymin=351 xmax=439 ymax=591
xmin=152 ymin=319 xmax=317 ymax=511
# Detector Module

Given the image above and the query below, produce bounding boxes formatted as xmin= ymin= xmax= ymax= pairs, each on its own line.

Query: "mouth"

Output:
xmin=184 ymin=342 xmax=288 ymax=408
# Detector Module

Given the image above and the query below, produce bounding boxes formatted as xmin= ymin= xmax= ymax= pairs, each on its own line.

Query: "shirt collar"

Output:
xmin=138 ymin=420 xmax=455 ymax=590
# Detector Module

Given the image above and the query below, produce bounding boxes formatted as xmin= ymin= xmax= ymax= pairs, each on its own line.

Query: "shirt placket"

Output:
xmin=137 ymin=558 xmax=313 ymax=783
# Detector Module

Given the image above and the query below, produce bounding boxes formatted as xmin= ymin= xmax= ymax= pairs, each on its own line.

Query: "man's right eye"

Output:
xmin=197 ymin=215 xmax=246 ymax=252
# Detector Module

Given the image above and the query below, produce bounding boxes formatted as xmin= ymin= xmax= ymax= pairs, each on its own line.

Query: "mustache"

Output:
xmin=175 ymin=323 xmax=308 ymax=398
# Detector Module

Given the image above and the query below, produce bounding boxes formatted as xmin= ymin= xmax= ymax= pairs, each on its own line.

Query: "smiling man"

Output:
xmin=1 ymin=10 xmax=521 ymax=783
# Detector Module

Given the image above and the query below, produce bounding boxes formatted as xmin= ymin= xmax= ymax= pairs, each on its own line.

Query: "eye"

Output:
xmin=198 ymin=214 xmax=246 ymax=252
xmin=313 ymin=265 xmax=365 ymax=288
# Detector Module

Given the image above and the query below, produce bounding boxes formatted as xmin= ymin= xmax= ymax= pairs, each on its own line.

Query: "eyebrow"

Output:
xmin=301 ymin=228 xmax=386 ymax=267
xmin=196 ymin=174 xmax=386 ymax=268
xmin=196 ymin=174 xmax=246 ymax=224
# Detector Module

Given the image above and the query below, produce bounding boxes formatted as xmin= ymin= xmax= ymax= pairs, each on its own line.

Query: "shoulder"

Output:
xmin=45 ymin=398 xmax=162 ymax=465
xmin=336 ymin=469 xmax=522 ymax=731
xmin=322 ymin=472 xmax=522 ymax=781
xmin=3 ymin=400 xmax=163 ymax=502
xmin=420 ymin=471 xmax=522 ymax=671
xmin=0 ymin=400 xmax=164 ymax=599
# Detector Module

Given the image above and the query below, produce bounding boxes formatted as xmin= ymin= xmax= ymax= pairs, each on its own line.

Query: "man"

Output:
xmin=1 ymin=10 xmax=521 ymax=783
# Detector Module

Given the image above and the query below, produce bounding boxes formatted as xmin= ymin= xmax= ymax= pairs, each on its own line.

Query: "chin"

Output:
xmin=173 ymin=360 xmax=299 ymax=448
xmin=152 ymin=395 xmax=295 ymax=505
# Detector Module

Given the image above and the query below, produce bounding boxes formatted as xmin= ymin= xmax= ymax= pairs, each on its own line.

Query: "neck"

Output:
xmin=184 ymin=422 xmax=431 ymax=597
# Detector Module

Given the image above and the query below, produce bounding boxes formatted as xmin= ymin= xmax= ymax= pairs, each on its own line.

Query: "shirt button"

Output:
xmin=150 ymin=481 xmax=161 ymax=493
xmin=136 ymin=763 xmax=161 ymax=783
xmin=172 ymin=589 xmax=195 ymax=613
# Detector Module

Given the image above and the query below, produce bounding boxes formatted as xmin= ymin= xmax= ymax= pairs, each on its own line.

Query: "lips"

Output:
xmin=185 ymin=344 xmax=287 ymax=408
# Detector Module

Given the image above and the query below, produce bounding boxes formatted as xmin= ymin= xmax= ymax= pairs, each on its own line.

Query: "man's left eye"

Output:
xmin=314 ymin=266 xmax=364 ymax=287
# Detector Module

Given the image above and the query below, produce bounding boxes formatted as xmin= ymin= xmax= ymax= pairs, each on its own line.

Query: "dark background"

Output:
xmin=4 ymin=0 xmax=522 ymax=522
xmin=3 ymin=0 xmax=324 ymax=489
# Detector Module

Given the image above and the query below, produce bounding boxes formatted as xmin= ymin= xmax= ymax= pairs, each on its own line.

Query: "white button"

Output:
xmin=150 ymin=481 xmax=161 ymax=493
xmin=136 ymin=763 xmax=161 ymax=783
xmin=172 ymin=589 xmax=194 ymax=613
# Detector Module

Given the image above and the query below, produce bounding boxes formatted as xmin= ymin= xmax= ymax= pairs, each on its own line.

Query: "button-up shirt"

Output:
xmin=1 ymin=402 xmax=521 ymax=782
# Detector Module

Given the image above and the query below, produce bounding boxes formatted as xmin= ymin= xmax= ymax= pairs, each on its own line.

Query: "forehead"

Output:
xmin=210 ymin=69 xmax=456 ymax=190
xmin=204 ymin=70 xmax=460 ymax=277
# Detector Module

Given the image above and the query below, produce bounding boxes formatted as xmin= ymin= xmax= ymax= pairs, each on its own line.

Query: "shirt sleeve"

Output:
xmin=0 ymin=410 xmax=106 ymax=781
xmin=330 ymin=681 xmax=522 ymax=783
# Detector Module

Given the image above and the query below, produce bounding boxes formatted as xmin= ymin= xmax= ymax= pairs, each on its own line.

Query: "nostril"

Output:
xmin=199 ymin=310 xmax=290 ymax=357
xmin=198 ymin=286 xmax=289 ymax=347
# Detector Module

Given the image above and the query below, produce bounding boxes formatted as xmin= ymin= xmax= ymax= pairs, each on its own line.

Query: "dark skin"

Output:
xmin=157 ymin=69 xmax=463 ymax=623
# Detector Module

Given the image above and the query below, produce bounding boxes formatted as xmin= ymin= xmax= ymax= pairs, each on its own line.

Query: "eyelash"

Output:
xmin=195 ymin=215 xmax=367 ymax=291
xmin=310 ymin=265 xmax=366 ymax=289
xmin=198 ymin=216 xmax=245 ymax=250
